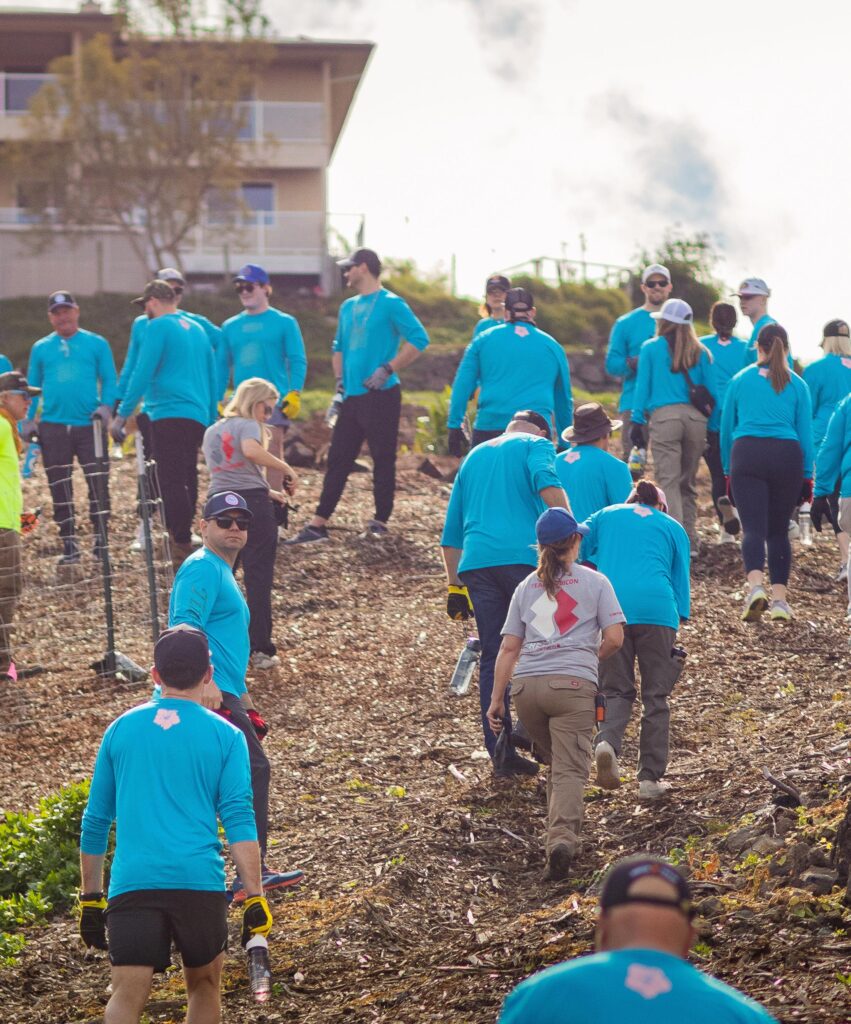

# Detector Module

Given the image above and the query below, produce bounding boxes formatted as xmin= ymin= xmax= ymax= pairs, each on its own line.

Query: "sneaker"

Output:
xmin=638 ymin=779 xmax=671 ymax=800
xmin=57 ymin=538 xmax=80 ymax=566
xmin=230 ymin=868 xmax=305 ymax=905
xmin=363 ymin=520 xmax=389 ymax=539
xmin=717 ymin=496 xmax=740 ymax=536
xmin=493 ymin=752 xmax=540 ymax=778
xmin=741 ymin=585 xmax=769 ymax=623
xmin=769 ymin=599 xmax=792 ymax=622
xmin=541 ymin=844 xmax=572 ymax=882
xmin=250 ymin=651 xmax=280 ymax=671
xmin=594 ymin=741 xmax=621 ymax=790
xmin=718 ymin=530 xmax=737 ymax=545
xmin=835 ymin=563 xmax=849 ymax=584
xmin=284 ymin=524 xmax=329 ymax=546
xmin=788 ymin=518 xmax=801 ymax=541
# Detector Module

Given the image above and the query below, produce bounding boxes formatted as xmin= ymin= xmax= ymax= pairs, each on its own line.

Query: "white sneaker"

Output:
xmin=250 ymin=652 xmax=280 ymax=671
xmin=788 ymin=519 xmax=801 ymax=541
xmin=638 ymin=779 xmax=671 ymax=800
xmin=718 ymin=530 xmax=737 ymax=545
xmin=594 ymin=741 xmax=621 ymax=790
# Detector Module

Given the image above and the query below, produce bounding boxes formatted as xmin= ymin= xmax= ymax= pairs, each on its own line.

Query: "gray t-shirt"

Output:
xmin=502 ymin=564 xmax=625 ymax=684
xmin=203 ymin=417 xmax=268 ymax=496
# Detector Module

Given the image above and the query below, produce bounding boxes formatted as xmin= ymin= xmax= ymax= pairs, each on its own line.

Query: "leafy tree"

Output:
xmin=632 ymin=230 xmax=724 ymax=321
xmin=3 ymin=8 xmax=272 ymax=272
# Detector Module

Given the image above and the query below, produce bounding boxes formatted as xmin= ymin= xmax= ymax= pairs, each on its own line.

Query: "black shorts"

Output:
xmin=106 ymin=889 xmax=228 ymax=972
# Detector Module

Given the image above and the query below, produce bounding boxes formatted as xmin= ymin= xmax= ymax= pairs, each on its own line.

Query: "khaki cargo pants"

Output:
xmin=511 ymin=674 xmax=596 ymax=857
xmin=0 ymin=528 xmax=23 ymax=673
xmin=648 ymin=403 xmax=707 ymax=548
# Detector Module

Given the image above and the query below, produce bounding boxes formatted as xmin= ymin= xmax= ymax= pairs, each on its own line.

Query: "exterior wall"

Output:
xmin=255 ymin=169 xmax=323 ymax=210
xmin=256 ymin=63 xmax=323 ymax=102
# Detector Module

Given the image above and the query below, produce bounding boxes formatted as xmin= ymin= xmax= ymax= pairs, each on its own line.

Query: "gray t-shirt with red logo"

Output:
xmin=501 ymin=564 xmax=625 ymax=684
xmin=203 ymin=416 xmax=268 ymax=496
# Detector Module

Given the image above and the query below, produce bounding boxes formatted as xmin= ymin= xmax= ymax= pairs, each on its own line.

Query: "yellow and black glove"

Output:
xmin=447 ymin=585 xmax=474 ymax=621
xmin=241 ymin=895 xmax=273 ymax=947
xmin=281 ymin=391 xmax=301 ymax=419
xmin=78 ymin=892 xmax=108 ymax=950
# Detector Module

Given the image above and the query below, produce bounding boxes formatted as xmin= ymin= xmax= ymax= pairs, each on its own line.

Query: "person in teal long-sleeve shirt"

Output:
xmin=737 ymin=278 xmax=794 ymax=368
xmin=813 ymin=393 xmax=851 ymax=612
xmin=471 ymin=272 xmax=510 ymax=339
xmin=27 ymin=291 xmax=118 ymax=563
xmin=721 ymin=324 xmax=813 ymax=623
xmin=605 ymin=264 xmax=672 ymax=458
xmin=446 ymin=287 xmax=573 ymax=456
xmin=0 ymin=355 xmax=11 ymax=375
xmin=556 ymin=403 xmax=632 ymax=522
xmin=630 ymin=298 xmax=717 ymax=550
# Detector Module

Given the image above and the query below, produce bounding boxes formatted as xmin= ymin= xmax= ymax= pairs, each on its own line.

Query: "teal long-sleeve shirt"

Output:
xmin=218 ymin=307 xmax=307 ymax=400
xmin=27 ymin=328 xmax=117 ymax=426
xmin=720 ymin=364 xmax=814 ymax=476
xmin=605 ymin=307 xmax=656 ymax=413
xmin=80 ymin=698 xmax=256 ymax=896
xmin=556 ymin=443 xmax=632 ymax=523
xmin=333 ymin=288 xmax=429 ymax=398
xmin=631 ymin=337 xmax=716 ymax=426
xmin=117 ymin=313 xmax=217 ymax=426
xmin=441 ymin=433 xmax=562 ymax=573
xmin=741 ymin=314 xmax=795 ymax=368
xmin=815 ymin=393 xmax=851 ymax=499
xmin=802 ymin=353 xmax=851 ymax=450
xmin=0 ymin=354 xmax=11 ymax=374
xmin=447 ymin=321 xmax=573 ymax=436
xmin=699 ymin=333 xmax=749 ymax=431
xmin=580 ymin=502 xmax=690 ymax=628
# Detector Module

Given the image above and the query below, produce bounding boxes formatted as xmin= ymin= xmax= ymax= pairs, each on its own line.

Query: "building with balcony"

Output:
xmin=0 ymin=4 xmax=373 ymax=298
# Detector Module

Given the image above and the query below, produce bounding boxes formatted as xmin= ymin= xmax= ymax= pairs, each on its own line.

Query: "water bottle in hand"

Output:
xmin=246 ymin=934 xmax=272 ymax=1003
xmin=326 ymin=391 xmax=344 ymax=428
xmin=799 ymin=504 xmax=813 ymax=546
xmin=449 ymin=637 xmax=481 ymax=696
xmin=628 ymin=446 xmax=646 ymax=479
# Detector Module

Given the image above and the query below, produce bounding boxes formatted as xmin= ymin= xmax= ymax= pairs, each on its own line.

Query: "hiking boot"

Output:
xmin=284 ymin=524 xmax=329 ymax=546
xmin=493 ymin=752 xmax=539 ymax=778
xmin=741 ymin=585 xmax=769 ymax=622
xmin=250 ymin=651 xmax=280 ymax=671
xmin=638 ymin=779 xmax=671 ymax=800
xmin=717 ymin=496 xmax=740 ymax=535
xmin=57 ymin=538 xmax=80 ymax=566
xmin=769 ymin=599 xmax=792 ymax=622
xmin=230 ymin=868 xmax=304 ymax=905
xmin=541 ymin=844 xmax=572 ymax=882
xmin=363 ymin=520 xmax=389 ymax=539
xmin=594 ymin=741 xmax=621 ymax=790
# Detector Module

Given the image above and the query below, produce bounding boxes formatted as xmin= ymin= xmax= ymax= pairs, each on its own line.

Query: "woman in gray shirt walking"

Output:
xmin=486 ymin=508 xmax=624 ymax=882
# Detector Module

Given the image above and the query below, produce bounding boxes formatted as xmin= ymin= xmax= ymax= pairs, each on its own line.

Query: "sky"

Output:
xmin=18 ymin=0 xmax=851 ymax=362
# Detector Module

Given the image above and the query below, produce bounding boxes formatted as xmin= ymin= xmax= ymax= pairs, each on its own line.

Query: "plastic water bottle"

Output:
xmin=21 ymin=442 xmax=39 ymax=479
xmin=628 ymin=446 xmax=646 ymax=479
xmin=246 ymin=934 xmax=271 ymax=1002
xmin=449 ymin=637 xmax=481 ymax=696
xmin=799 ymin=504 xmax=813 ymax=546
xmin=326 ymin=392 xmax=344 ymax=428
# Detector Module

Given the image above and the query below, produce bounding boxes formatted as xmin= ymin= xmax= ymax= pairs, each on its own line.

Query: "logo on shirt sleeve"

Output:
xmin=563 ymin=450 xmax=581 ymax=464
xmin=154 ymin=708 xmax=181 ymax=730
xmin=530 ymin=590 xmax=578 ymax=637
xmin=624 ymin=963 xmax=673 ymax=999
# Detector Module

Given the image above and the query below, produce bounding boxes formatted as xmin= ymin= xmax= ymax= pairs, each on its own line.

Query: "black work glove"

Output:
xmin=629 ymin=422 xmax=645 ymax=448
xmin=242 ymin=895 xmax=273 ymax=946
xmin=447 ymin=428 xmax=467 ymax=458
xmin=78 ymin=893 xmax=108 ymax=950
xmin=809 ymin=495 xmax=835 ymax=533
xmin=446 ymin=585 xmax=474 ymax=621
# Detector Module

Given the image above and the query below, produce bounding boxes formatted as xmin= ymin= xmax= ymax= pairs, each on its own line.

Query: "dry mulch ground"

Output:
xmin=1 ymin=455 xmax=850 ymax=1023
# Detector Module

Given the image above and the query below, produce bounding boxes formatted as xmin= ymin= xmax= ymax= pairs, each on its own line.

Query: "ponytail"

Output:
xmin=757 ymin=324 xmax=791 ymax=394
xmin=536 ymin=536 xmax=579 ymax=599
xmin=627 ymin=479 xmax=666 ymax=511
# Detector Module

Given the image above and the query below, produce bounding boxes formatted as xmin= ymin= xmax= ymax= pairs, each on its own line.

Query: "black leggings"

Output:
xmin=703 ymin=430 xmax=726 ymax=522
xmin=730 ymin=436 xmax=803 ymax=585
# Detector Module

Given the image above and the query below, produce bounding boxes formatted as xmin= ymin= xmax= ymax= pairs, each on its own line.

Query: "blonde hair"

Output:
xmin=656 ymin=319 xmax=711 ymax=373
xmin=224 ymin=377 xmax=279 ymax=420
xmin=536 ymin=535 xmax=581 ymax=600
xmin=822 ymin=334 xmax=851 ymax=357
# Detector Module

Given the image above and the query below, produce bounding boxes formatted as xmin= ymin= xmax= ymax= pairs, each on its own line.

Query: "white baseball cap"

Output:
xmin=737 ymin=277 xmax=770 ymax=297
xmin=642 ymin=264 xmax=671 ymax=284
xmin=651 ymin=298 xmax=694 ymax=325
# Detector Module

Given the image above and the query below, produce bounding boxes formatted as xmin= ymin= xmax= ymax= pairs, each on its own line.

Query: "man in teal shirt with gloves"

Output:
xmin=27 ymin=291 xmax=117 ymax=565
xmin=605 ymin=264 xmax=672 ymax=458
xmin=287 ymin=248 xmax=428 ymax=544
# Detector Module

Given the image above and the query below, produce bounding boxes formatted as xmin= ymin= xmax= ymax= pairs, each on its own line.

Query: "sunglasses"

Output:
xmin=645 ymin=279 xmax=669 ymax=288
xmin=8 ymin=390 xmax=32 ymax=399
xmin=213 ymin=515 xmax=250 ymax=531
xmin=235 ymin=282 xmax=256 ymax=294
xmin=261 ymin=403 xmax=274 ymax=417
xmin=737 ymin=293 xmax=758 ymax=300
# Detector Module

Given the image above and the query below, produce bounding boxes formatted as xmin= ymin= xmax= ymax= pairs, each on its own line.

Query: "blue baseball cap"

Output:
xmin=233 ymin=263 xmax=269 ymax=285
xmin=201 ymin=491 xmax=253 ymax=520
xmin=536 ymin=507 xmax=589 ymax=546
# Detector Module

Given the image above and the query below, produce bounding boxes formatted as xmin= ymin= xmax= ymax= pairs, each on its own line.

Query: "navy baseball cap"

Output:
xmin=156 ymin=266 xmax=186 ymax=285
xmin=202 ymin=491 xmax=253 ymax=520
xmin=48 ymin=290 xmax=78 ymax=311
xmin=823 ymin=319 xmax=850 ymax=338
xmin=154 ymin=625 xmax=210 ymax=687
xmin=536 ymin=507 xmax=589 ymax=546
xmin=505 ymin=287 xmax=534 ymax=313
xmin=336 ymin=248 xmax=382 ymax=275
xmin=485 ymin=274 xmax=510 ymax=292
xmin=233 ymin=264 xmax=270 ymax=285
xmin=600 ymin=856 xmax=694 ymax=919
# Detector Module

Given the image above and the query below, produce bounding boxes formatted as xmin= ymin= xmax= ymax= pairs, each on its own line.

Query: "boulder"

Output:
xmin=799 ymin=868 xmax=839 ymax=896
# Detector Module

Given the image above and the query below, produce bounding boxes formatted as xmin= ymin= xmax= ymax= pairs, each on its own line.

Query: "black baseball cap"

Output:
xmin=505 ymin=287 xmax=534 ymax=312
xmin=48 ymin=290 xmax=78 ymax=312
xmin=600 ymin=856 xmax=694 ymax=919
xmin=511 ymin=409 xmax=550 ymax=434
xmin=132 ymin=280 xmax=176 ymax=306
xmin=202 ymin=491 xmax=253 ymax=520
xmin=823 ymin=319 xmax=850 ymax=338
xmin=0 ymin=372 xmax=41 ymax=396
xmin=336 ymin=248 xmax=382 ymax=275
xmin=154 ymin=625 xmax=210 ymax=688
xmin=485 ymin=274 xmax=510 ymax=292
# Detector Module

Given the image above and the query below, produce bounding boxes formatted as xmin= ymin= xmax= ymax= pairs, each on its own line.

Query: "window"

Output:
xmin=206 ymin=183 xmax=274 ymax=226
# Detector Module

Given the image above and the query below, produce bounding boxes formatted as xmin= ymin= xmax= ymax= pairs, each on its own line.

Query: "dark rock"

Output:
xmin=725 ymin=826 xmax=760 ymax=853
xmin=417 ymin=458 xmax=444 ymax=481
xmin=749 ymin=836 xmax=785 ymax=856
xmin=283 ymin=439 xmax=316 ymax=468
xmin=799 ymin=867 xmax=839 ymax=896
xmin=807 ymin=845 xmax=830 ymax=868
xmin=696 ymin=896 xmax=724 ymax=918
xmin=770 ymin=842 xmax=812 ymax=878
